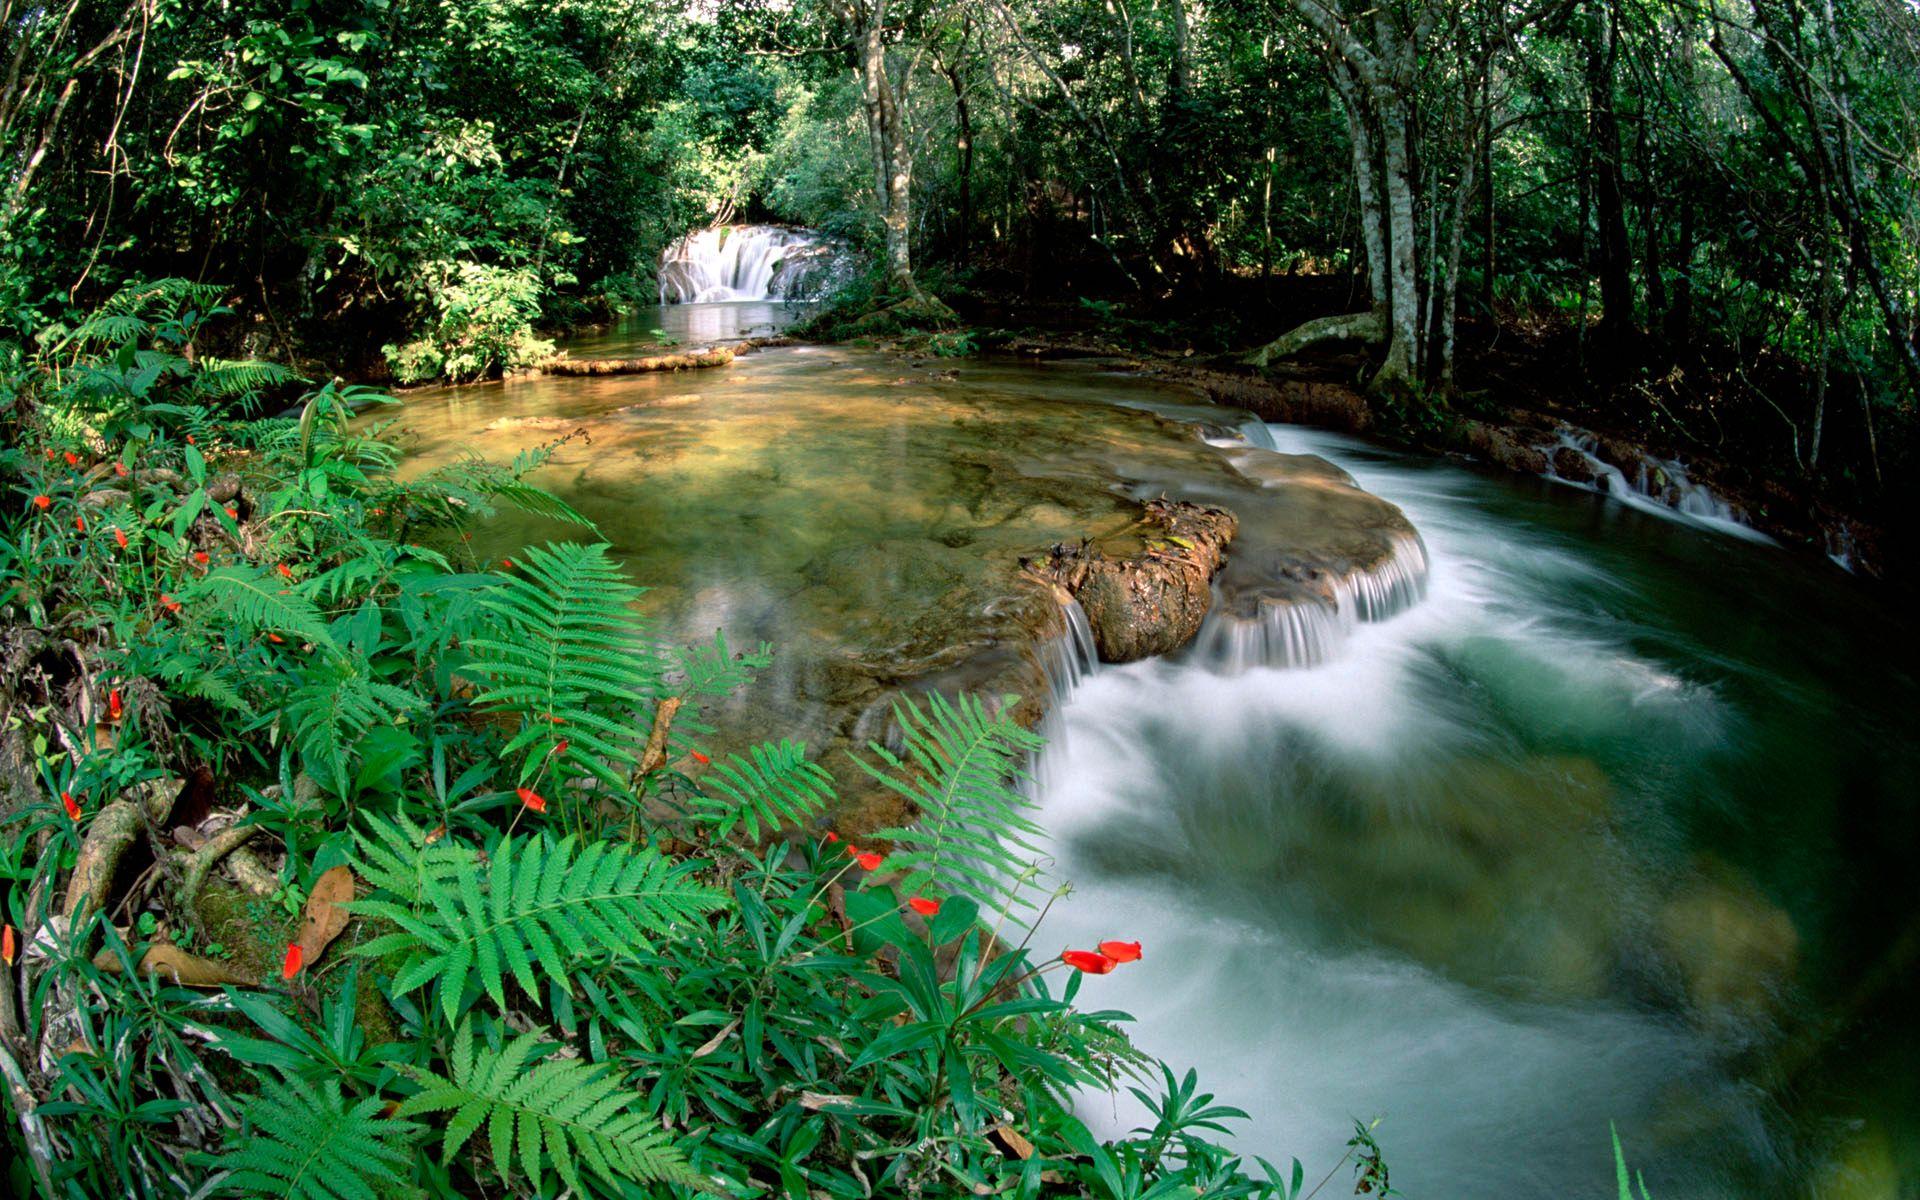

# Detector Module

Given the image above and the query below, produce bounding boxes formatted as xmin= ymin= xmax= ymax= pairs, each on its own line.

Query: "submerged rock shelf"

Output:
xmin=386 ymin=344 xmax=1428 ymax=831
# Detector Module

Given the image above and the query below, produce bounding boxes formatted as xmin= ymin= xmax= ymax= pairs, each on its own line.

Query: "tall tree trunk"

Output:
xmin=851 ymin=4 xmax=920 ymax=299
xmin=1375 ymin=95 xmax=1419 ymax=392
xmin=1586 ymin=0 xmax=1633 ymax=350
xmin=1330 ymin=60 xmax=1388 ymax=317
xmin=945 ymin=64 xmax=973 ymax=264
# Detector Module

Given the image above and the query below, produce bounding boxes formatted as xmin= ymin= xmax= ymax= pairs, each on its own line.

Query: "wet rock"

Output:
xmin=206 ymin=474 xmax=242 ymax=503
xmin=1550 ymin=445 xmax=1597 ymax=484
xmin=1030 ymin=498 xmax=1237 ymax=663
xmin=1462 ymin=420 xmax=1550 ymax=475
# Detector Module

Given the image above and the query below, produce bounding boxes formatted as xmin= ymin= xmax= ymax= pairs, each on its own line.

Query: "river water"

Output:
xmin=1036 ymin=425 xmax=1920 ymax=1199
xmin=388 ymin=309 xmax=1920 ymax=1198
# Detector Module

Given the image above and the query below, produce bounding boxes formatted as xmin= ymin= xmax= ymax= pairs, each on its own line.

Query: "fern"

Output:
xmin=185 ymin=567 xmax=339 ymax=651
xmin=284 ymin=656 xmax=426 ymax=797
xmin=854 ymin=693 xmax=1047 ymax=913
xmin=207 ymin=1077 xmax=419 ymax=1199
xmin=693 ymin=739 xmax=834 ymax=840
xmin=397 ymin=1019 xmax=700 ymax=1192
xmin=348 ymin=818 xmax=723 ymax=1020
xmin=347 ymin=810 xmax=464 ymax=904
xmin=465 ymin=542 xmax=664 ymax=790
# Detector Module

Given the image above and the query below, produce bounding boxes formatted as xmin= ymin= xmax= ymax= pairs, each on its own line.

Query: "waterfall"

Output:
xmin=1542 ymin=426 xmax=1770 ymax=543
xmin=658 ymin=225 xmax=851 ymax=304
xmin=1186 ymin=532 xmax=1431 ymax=673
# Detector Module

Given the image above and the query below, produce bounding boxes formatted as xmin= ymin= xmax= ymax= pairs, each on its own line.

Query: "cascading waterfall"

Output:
xmin=1542 ymin=426 xmax=1768 ymax=542
xmin=658 ymin=225 xmax=851 ymax=304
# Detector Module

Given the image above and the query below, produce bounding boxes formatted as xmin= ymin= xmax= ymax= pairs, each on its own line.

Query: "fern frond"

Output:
xmin=854 ymin=693 xmax=1047 ymax=913
xmin=693 ymin=740 xmax=834 ymax=840
xmin=348 ymin=818 xmax=723 ymax=1021
xmin=284 ymin=657 xmax=426 ymax=796
xmin=397 ymin=1019 xmax=701 ymax=1192
xmin=208 ymin=1077 xmax=419 ymax=1199
xmin=346 ymin=811 xmax=463 ymax=903
xmin=185 ymin=567 xmax=339 ymax=651
xmin=193 ymin=357 xmax=303 ymax=399
xmin=466 ymin=542 xmax=663 ymax=790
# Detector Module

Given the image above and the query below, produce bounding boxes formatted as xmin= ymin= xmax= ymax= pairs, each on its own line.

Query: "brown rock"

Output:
xmin=1032 ymin=498 xmax=1237 ymax=663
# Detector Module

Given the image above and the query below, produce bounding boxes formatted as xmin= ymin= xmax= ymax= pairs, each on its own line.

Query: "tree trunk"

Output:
xmin=1374 ymin=96 xmax=1419 ymax=393
xmin=1586 ymin=0 xmax=1633 ymax=350
xmin=1330 ymin=61 xmax=1388 ymax=318
xmin=856 ymin=11 xmax=918 ymax=298
xmin=946 ymin=64 xmax=973 ymax=264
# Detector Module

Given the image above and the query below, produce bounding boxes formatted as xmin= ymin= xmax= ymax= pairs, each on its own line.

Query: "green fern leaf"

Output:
xmin=347 ymin=818 xmax=723 ymax=1021
xmin=207 ymin=1077 xmax=419 ymax=1199
xmin=694 ymin=739 xmax=835 ymax=840
xmin=185 ymin=567 xmax=339 ymax=652
xmin=854 ymin=693 xmax=1046 ymax=913
xmin=397 ymin=1019 xmax=701 ymax=1192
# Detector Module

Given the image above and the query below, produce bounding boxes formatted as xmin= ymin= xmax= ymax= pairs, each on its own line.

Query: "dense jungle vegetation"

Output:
xmin=1 ymin=0 xmax=1915 ymax=1196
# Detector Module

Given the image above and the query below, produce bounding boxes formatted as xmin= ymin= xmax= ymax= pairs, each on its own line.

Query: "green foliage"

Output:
xmin=349 ymin=818 xmax=724 ymax=1020
xmin=693 ymin=738 xmax=836 ymax=840
xmin=208 ymin=1077 xmax=420 ymax=1200
xmin=397 ymin=1019 xmax=701 ymax=1192
xmin=466 ymin=541 xmax=662 ymax=795
xmin=383 ymin=262 xmax=556 ymax=384
xmin=857 ymin=692 xmax=1046 ymax=912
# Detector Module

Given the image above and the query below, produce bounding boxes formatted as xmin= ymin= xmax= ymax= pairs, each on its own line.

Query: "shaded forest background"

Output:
xmin=5 ymin=0 xmax=1919 ymax=543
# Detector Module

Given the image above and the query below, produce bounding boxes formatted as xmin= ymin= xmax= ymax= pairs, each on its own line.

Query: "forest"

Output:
xmin=3 ymin=0 xmax=1919 ymax=1197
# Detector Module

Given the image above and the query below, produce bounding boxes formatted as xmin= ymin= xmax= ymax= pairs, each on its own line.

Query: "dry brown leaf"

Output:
xmin=295 ymin=866 xmax=355 ymax=965
xmin=692 ymin=1018 xmax=738 ymax=1059
xmin=986 ymin=1124 xmax=1035 ymax=1161
xmin=94 ymin=943 xmax=257 ymax=987
xmin=798 ymin=1092 xmax=861 ymax=1111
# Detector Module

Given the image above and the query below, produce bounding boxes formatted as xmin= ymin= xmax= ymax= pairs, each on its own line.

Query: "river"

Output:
xmin=387 ymin=307 xmax=1920 ymax=1199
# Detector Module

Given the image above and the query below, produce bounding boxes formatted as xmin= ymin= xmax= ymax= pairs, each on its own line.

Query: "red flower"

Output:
xmin=517 ymin=787 xmax=548 ymax=813
xmin=74 ymin=516 xmax=85 ymax=533
xmin=425 ymin=824 xmax=448 ymax=845
xmin=158 ymin=593 xmax=181 ymax=613
xmin=42 ymin=448 xmax=53 ymax=460
xmin=0 ymin=924 xmax=13 ymax=965
xmin=371 ymin=507 xmax=385 ymax=516
xmin=192 ymin=551 xmax=209 ymax=566
xmin=107 ymin=689 xmax=124 ymax=722
xmin=113 ymin=527 xmax=128 ymax=549
xmin=114 ymin=462 xmax=129 ymax=478
xmin=63 ymin=451 xmax=79 ymax=467
xmin=185 ymin=434 xmax=196 ymax=445
xmin=1098 ymin=940 xmax=1142 ymax=963
xmin=281 ymin=943 xmax=303 ymax=980
xmin=552 ymin=738 xmax=570 ymax=756
xmin=32 ymin=495 xmax=50 ymax=511
xmin=500 ymin=558 xmax=515 ymax=569
xmin=223 ymin=506 xmax=238 ymax=520
xmin=267 ymin=633 xmax=284 ymax=644
xmin=1062 ymin=950 xmax=1118 ymax=975
xmin=690 ymin=750 xmax=710 ymax=765
xmin=276 ymin=563 xmax=294 ymax=580
xmin=824 ymin=831 xmax=840 ymax=844
xmin=854 ymin=851 xmax=884 ymax=871
xmin=907 ymin=896 xmax=941 ymax=917
xmin=61 ymin=791 xmax=82 ymax=821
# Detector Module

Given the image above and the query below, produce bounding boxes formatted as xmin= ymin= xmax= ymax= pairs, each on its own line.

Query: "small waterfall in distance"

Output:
xmin=658 ymin=225 xmax=852 ymax=304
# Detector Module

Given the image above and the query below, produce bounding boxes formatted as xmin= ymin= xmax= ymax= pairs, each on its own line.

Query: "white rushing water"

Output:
xmin=1026 ymin=426 xmax=1779 ymax=1199
xmin=657 ymin=225 xmax=852 ymax=304
xmin=1540 ymin=427 xmax=1771 ymax=545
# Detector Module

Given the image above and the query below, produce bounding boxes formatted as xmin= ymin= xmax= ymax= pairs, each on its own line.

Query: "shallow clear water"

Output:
xmin=1034 ymin=426 xmax=1920 ymax=1199
xmin=385 ymin=316 xmax=1920 ymax=1197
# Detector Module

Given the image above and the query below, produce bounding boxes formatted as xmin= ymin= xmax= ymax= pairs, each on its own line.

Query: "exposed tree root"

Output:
xmin=1244 ymin=310 xmax=1384 ymax=368
xmin=178 ymin=825 xmax=261 ymax=917
xmin=224 ymin=846 xmax=279 ymax=896
xmin=535 ymin=336 xmax=796 ymax=377
xmin=62 ymin=780 xmax=178 ymax=925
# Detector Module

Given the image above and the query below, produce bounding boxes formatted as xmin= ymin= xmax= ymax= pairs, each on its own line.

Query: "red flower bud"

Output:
xmin=855 ymin=851 xmax=884 ymax=871
xmin=193 ymin=551 xmax=209 ymax=566
xmin=32 ymin=495 xmax=50 ymax=511
xmin=114 ymin=462 xmax=129 ymax=478
xmin=1098 ymin=940 xmax=1142 ymax=963
xmin=185 ymin=434 xmax=196 ymax=445
xmin=907 ymin=896 xmax=941 ymax=916
xmin=74 ymin=516 xmax=85 ymax=533
xmin=276 ymin=563 xmax=294 ymax=580
xmin=690 ymin=750 xmax=710 ymax=765
xmin=281 ymin=943 xmax=303 ymax=979
xmin=1062 ymin=950 xmax=1118 ymax=974
xmin=63 ymin=451 xmax=79 ymax=467
xmin=42 ymin=448 xmax=53 ymax=460
xmin=61 ymin=791 xmax=82 ymax=821
xmin=113 ymin=527 xmax=128 ymax=549
xmin=425 ymin=823 xmax=448 ymax=845
xmin=517 ymin=787 xmax=548 ymax=813
xmin=500 ymin=558 xmax=515 ymax=569
xmin=824 ymin=831 xmax=840 ymax=844
xmin=1 ymin=924 xmax=13 ymax=965
xmin=267 ymin=633 xmax=284 ymax=644
xmin=552 ymin=738 xmax=569 ymax=755
xmin=158 ymin=593 xmax=181 ymax=613
xmin=224 ymin=506 xmax=238 ymax=520
xmin=108 ymin=689 xmax=124 ymax=722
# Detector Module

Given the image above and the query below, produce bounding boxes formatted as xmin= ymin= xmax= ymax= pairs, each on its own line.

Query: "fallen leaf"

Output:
xmin=986 ymin=1124 xmax=1035 ymax=1161
xmin=94 ymin=943 xmax=257 ymax=987
xmin=692 ymin=1018 xmax=738 ymax=1059
xmin=295 ymin=866 xmax=355 ymax=966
